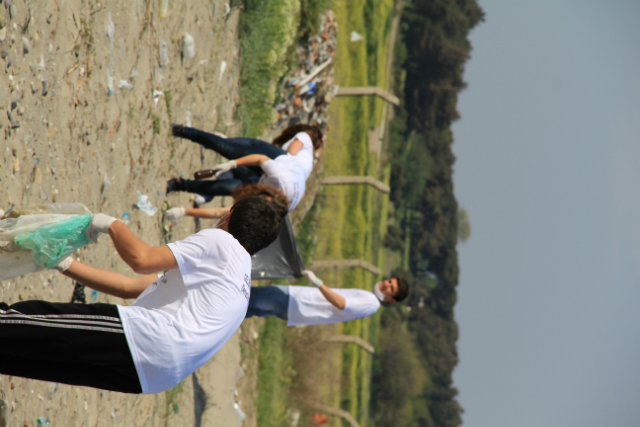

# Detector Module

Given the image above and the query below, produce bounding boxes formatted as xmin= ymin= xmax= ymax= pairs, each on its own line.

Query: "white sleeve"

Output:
xmin=166 ymin=229 xmax=229 ymax=288
xmin=342 ymin=291 xmax=381 ymax=320
xmin=294 ymin=132 xmax=314 ymax=151
xmin=260 ymin=158 xmax=292 ymax=179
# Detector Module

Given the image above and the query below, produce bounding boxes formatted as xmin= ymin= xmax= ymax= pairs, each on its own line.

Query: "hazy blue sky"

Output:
xmin=451 ymin=1 xmax=640 ymax=426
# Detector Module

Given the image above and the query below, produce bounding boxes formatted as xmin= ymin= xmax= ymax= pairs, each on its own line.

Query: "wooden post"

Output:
xmin=311 ymin=259 xmax=381 ymax=276
xmin=321 ymin=176 xmax=390 ymax=194
xmin=325 ymin=335 xmax=375 ymax=354
xmin=336 ymin=86 xmax=400 ymax=106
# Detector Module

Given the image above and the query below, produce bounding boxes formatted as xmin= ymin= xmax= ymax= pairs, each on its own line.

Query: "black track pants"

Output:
xmin=0 ymin=300 xmax=142 ymax=394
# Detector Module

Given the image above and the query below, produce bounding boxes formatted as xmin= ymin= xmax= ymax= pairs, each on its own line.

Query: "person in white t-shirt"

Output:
xmin=166 ymin=124 xmax=323 ymax=211
xmin=0 ymin=196 xmax=282 ymax=394
xmin=245 ymin=271 xmax=410 ymax=326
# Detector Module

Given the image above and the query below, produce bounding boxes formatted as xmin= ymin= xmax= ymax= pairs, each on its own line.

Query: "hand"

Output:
xmin=53 ymin=256 xmax=73 ymax=272
xmin=86 ymin=213 xmax=119 ymax=243
xmin=165 ymin=207 xmax=185 ymax=221
xmin=302 ymin=270 xmax=323 ymax=287
xmin=211 ymin=160 xmax=237 ymax=178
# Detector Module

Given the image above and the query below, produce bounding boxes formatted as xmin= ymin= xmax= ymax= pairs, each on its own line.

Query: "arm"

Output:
xmin=318 ymin=284 xmax=346 ymax=310
xmin=302 ymin=270 xmax=346 ymax=310
xmin=200 ymin=154 xmax=272 ymax=180
xmin=165 ymin=207 xmax=230 ymax=221
xmin=108 ymin=220 xmax=178 ymax=274
xmin=286 ymin=139 xmax=303 ymax=156
xmin=235 ymin=154 xmax=271 ymax=168
xmin=62 ymin=259 xmax=157 ymax=299
xmin=185 ymin=207 xmax=230 ymax=219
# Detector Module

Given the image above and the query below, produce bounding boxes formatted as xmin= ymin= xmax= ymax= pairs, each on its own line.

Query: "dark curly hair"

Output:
xmin=228 ymin=196 xmax=283 ymax=255
xmin=231 ymin=184 xmax=288 ymax=217
xmin=271 ymin=124 xmax=324 ymax=150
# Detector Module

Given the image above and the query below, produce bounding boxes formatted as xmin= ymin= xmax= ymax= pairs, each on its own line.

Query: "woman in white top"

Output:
xmin=166 ymin=124 xmax=323 ymax=211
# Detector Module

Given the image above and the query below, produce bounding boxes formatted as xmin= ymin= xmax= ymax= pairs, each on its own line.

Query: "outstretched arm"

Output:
xmin=302 ymin=270 xmax=346 ymax=310
xmin=185 ymin=207 xmax=230 ymax=218
xmin=108 ymin=220 xmax=178 ymax=274
xmin=235 ymin=154 xmax=271 ymax=167
xmin=165 ymin=207 xmax=231 ymax=221
xmin=87 ymin=214 xmax=178 ymax=275
xmin=61 ymin=259 xmax=157 ymax=299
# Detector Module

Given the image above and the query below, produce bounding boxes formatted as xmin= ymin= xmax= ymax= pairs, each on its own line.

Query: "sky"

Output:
xmin=451 ymin=1 xmax=640 ymax=426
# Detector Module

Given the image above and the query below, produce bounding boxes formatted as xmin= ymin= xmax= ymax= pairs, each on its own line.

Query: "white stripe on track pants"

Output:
xmin=0 ymin=300 xmax=142 ymax=393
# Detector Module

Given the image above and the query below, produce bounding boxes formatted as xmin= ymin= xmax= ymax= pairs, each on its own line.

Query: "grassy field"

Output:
xmin=237 ymin=0 xmax=300 ymax=138
xmin=250 ymin=0 xmax=397 ymax=425
xmin=305 ymin=0 xmax=396 ymax=424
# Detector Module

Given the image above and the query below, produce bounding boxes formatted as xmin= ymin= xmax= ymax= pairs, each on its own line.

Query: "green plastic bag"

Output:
xmin=14 ymin=215 xmax=93 ymax=268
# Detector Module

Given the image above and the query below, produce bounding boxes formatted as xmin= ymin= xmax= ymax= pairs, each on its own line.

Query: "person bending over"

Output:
xmin=246 ymin=271 xmax=409 ymax=326
xmin=166 ymin=124 xmax=323 ymax=211
xmin=0 ymin=196 xmax=282 ymax=394
xmin=165 ymin=183 xmax=288 ymax=222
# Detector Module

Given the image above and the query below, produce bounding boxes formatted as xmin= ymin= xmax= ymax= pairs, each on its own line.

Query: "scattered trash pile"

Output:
xmin=274 ymin=10 xmax=338 ymax=132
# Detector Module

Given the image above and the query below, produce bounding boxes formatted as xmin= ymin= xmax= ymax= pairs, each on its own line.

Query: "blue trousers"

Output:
xmin=182 ymin=167 xmax=262 ymax=197
xmin=246 ymin=285 xmax=289 ymax=320
xmin=180 ymin=127 xmax=288 ymax=198
xmin=181 ymin=127 xmax=286 ymax=160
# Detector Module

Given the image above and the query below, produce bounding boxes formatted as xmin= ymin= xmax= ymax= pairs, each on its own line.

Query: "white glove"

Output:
xmin=86 ymin=213 xmax=120 ymax=243
xmin=165 ymin=207 xmax=186 ymax=221
xmin=212 ymin=160 xmax=237 ymax=178
xmin=53 ymin=256 xmax=73 ymax=272
xmin=302 ymin=270 xmax=323 ymax=288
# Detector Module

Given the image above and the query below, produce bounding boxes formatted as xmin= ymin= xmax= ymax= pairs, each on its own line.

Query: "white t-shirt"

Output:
xmin=286 ymin=286 xmax=381 ymax=326
xmin=281 ymin=132 xmax=314 ymax=180
xmin=259 ymin=155 xmax=305 ymax=211
xmin=118 ymin=229 xmax=252 ymax=394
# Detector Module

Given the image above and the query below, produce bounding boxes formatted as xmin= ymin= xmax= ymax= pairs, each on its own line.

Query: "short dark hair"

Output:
xmin=227 ymin=196 xmax=283 ymax=255
xmin=393 ymin=277 xmax=409 ymax=302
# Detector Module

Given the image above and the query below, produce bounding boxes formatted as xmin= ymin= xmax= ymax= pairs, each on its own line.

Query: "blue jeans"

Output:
xmin=181 ymin=127 xmax=286 ymax=160
xmin=245 ymin=285 xmax=289 ymax=320
xmin=179 ymin=127 xmax=288 ymax=199
xmin=182 ymin=167 xmax=263 ymax=198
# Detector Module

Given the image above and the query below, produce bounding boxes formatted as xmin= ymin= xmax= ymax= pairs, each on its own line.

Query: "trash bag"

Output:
xmin=14 ymin=215 xmax=93 ymax=268
xmin=251 ymin=216 xmax=305 ymax=280
xmin=0 ymin=203 xmax=93 ymax=281
xmin=5 ymin=203 xmax=92 ymax=218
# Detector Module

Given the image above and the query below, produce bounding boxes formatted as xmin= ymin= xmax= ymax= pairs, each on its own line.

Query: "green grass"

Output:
xmin=165 ymin=381 xmax=184 ymax=415
xmin=249 ymin=0 xmax=396 ymax=424
xmin=298 ymin=0 xmax=332 ymax=39
xmin=311 ymin=0 xmax=395 ymax=424
xmin=237 ymin=0 xmax=301 ymax=138
xmin=256 ymin=316 xmax=294 ymax=427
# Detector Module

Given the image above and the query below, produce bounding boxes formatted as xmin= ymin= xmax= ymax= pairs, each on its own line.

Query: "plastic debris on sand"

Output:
xmin=134 ymin=191 xmax=158 ymax=216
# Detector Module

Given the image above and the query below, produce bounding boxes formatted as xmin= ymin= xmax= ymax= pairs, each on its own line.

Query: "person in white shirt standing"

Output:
xmin=166 ymin=124 xmax=323 ymax=211
xmin=246 ymin=271 xmax=410 ymax=326
xmin=0 ymin=196 xmax=282 ymax=394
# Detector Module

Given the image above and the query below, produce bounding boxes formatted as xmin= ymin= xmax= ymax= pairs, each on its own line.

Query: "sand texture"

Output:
xmin=0 ymin=0 xmax=251 ymax=425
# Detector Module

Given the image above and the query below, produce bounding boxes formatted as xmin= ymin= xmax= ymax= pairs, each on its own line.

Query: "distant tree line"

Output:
xmin=372 ymin=1 xmax=484 ymax=426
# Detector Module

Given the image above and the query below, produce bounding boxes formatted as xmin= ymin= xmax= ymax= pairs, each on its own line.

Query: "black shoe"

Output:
xmin=166 ymin=177 xmax=184 ymax=194
xmin=172 ymin=123 xmax=186 ymax=137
